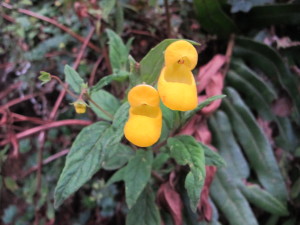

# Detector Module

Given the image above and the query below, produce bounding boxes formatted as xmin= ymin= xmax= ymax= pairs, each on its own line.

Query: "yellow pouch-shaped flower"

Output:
xmin=128 ymin=84 xmax=160 ymax=107
xmin=158 ymin=65 xmax=198 ymax=111
xmin=124 ymin=84 xmax=162 ymax=147
xmin=124 ymin=105 xmax=162 ymax=147
xmin=164 ymin=40 xmax=198 ymax=70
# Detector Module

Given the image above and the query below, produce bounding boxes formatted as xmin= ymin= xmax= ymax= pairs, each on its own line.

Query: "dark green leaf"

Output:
xmin=227 ymin=70 xmax=274 ymax=119
xmin=91 ymin=70 xmax=129 ymax=92
xmin=209 ymin=111 xmax=250 ymax=179
xmin=167 ymin=135 xmax=206 ymax=211
xmin=193 ymin=0 xmax=238 ymax=37
xmin=291 ymin=177 xmax=300 ymax=199
xmin=230 ymin=61 xmax=298 ymax=151
xmin=102 ymin=144 xmax=134 ymax=171
xmin=230 ymin=59 xmax=277 ymax=103
xmin=239 ymin=183 xmax=289 ymax=216
xmin=222 ymin=87 xmax=288 ymax=201
xmin=239 ymin=4 xmax=300 ymax=28
xmin=234 ymin=37 xmax=300 ymax=120
xmin=112 ymin=102 xmax=129 ymax=134
xmin=139 ymin=39 xmax=199 ymax=85
xmin=211 ymin=169 xmax=259 ymax=225
xmin=183 ymin=95 xmax=226 ymax=122
xmin=106 ymin=29 xmax=129 ymax=71
xmin=199 ymin=142 xmax=226 ymax=168
xmin=126 ymin=188 xmax=161 ymax=225
xmin=89 ymin=90 xmax=120 ymax=121
xmin=108 ymin=150 xmax=153 ymax=209
xmin=55 ymin=121 xmax=115 ymax=208
xmin=64 ymin=65 xmax=84 ymax=94
xmin=152 ymin=152 xmax=170 ymax=170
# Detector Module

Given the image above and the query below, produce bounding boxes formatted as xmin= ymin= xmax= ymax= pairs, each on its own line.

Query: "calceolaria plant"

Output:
xmin=45 ymin=30 xmax=227 ymax=223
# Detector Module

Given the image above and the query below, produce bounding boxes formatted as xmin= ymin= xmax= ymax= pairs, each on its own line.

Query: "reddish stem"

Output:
xmin=0 ymin=93 xmax=40 ymax=110
xmin=0 ymin=120 xmax=92 ymax=146
xmin=49 ymin=27 xmax=95 ymax=120
xmin=89 ymin=55 xmax=103 ymax=86
xmin=22 ymin=149 xmax=70 ymax=178
xmin=1 ymin=2 xmax=101 ymax=53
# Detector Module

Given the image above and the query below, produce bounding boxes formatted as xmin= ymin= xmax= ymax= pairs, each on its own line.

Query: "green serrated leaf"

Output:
xmin=126 ymin=187 xmax=161 ymax=225
xmin=239 ymin=183 xmax=289 ymax=216
xmin=222 ymin=87 xmax=288 ymax=201
xmin=139 ymin=39 xmax=199 ymax=85
xmin=193 ymin=0 xmax=238 ymax=37
xmin=183 ymin=95 xmax=226 ymax=122
xmin=89 ymin=90 xmax=120 ymax=121
xmin=54 ymin=121 xmax=122 ymax=208
xmin=102 ymin=143 xmax=134 ymax=171
xmin=209 ymin=111 xmax=250 ymax=179
xmin=167 ymin=135 xmax=205 ymax=212
xmin=124 ymin=150 xmax=153 ymax=208
xmin=199 ymin=142 xmax=226 ymax=168
xmin=210 ymin=169 xmax=259 ymax=225
xmin=106 ymin=29 xmax=129 ymax=71
xmin=107 ymin=149 xmax=153 ymax=209
xmin=64 ymin=65 xmax=84 ymax=94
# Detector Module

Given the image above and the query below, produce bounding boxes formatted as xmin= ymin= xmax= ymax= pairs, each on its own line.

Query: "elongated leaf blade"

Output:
xmin=239 ymin=183 xmax=289 ymax=216
xmin=126 ymin=188 xmax=161 ymax=225
xmin=54 ymin=122 xmax=111 ymax=208
xmin=167 ymin=135 xmax=206 ymax=211
xmin=91 ymin=70 xmax=129 ymax=92
xmin=193 ymin=0 xmax=238 ymax=37
xmin=234 ymin=37 xmax=300 ymax=120
xmin=211 ymin=169 xmax=259 ymax=225
xmin=124 ymin=150 xmax=153 ymax=208
xmin=89 ymin=90 xmax=120 ymax=121
xmin=106 ymin=29 xmax=129 ymax=71
xmin=199 ymin=142 xmax=226 ymax=168
xmin=222 ymin=87 xmax=288 ymax=201
xmin=64 ymin=65 xmax=84 ymax=94
xmin=209 ymin=111 xmax=250 ymax=179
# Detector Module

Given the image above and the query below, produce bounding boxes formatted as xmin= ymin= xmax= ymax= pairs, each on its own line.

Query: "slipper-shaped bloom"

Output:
xmin=158 ymin=65 xmax=198 ymax=111
xmin=124 ymin=85 xmax=162 ymax=147
xmin=164 ymin=40 xmax=198 ymax=70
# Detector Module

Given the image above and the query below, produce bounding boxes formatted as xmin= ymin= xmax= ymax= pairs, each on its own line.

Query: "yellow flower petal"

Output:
xmin=74 ymin=101 xmax=87 ymax=114
xmin=164 ymin=40 xmax=198 ymax=70
xmin=158 ymin=66 xmax=198 ymax=111
xmin=128 ymin=84 xmax=160 ymax=107
xmin=124 ymin=105 xmax=162 ymax=147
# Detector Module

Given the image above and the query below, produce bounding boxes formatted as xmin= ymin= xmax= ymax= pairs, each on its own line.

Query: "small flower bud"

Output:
xmin=39 ymin=71 xmax=52 ymax=85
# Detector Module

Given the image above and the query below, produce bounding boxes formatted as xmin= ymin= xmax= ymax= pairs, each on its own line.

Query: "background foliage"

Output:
xmin=1 ymin=0 xmax=300 ymax=225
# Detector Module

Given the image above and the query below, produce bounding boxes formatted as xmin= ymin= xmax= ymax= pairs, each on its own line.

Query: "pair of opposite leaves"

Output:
xmin=124 ymin=40 xmax=198 ymax=147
